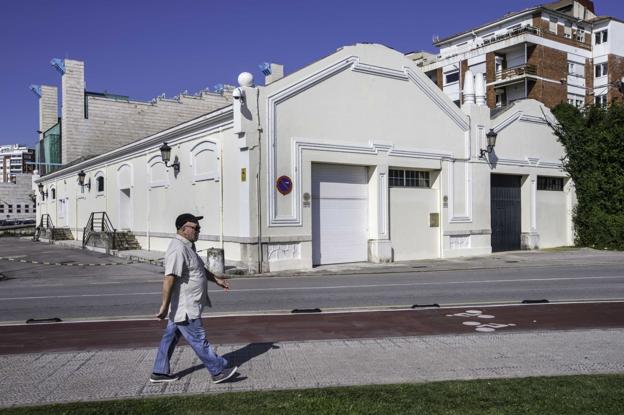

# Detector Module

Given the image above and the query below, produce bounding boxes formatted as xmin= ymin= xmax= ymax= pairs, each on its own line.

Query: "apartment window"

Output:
xmin=595 ymin=30 xmax=608 ymax=45
xmin=389 ymin=169 xmax=431 ymax=188
xmin=33 ymin=205 xmax=36 ymax=213
xmin=8 ymin=204 xmax=12 ymax=213
xmin=567 ymin=62 xmax=584 ymax=77
xmin=24 ymin=205 xmax=29 ymax=213
xmin=537 ymin=176 xmax=564 ymax=191
xmin=567 ymin=94 xmax=584 ymax=108
xmin=564 ymin=22 xmax=572 ymax=39
xmin=576 ymin=26 xmax=585 ymax=42
xmin=595 ymin=94 xmax=607 ymax=106
xmin=16 ymin=204 xmax=21 ymax=213
xmin=445 ymin=71 xmax=459 ymax=84
xmin=567 ymin=62 xmax=574 ymax=75
xmin=595 ymin=63 xmax=608 ymax=78
xmin=0 ymin=205 xmax=4 ymax=213
xmin=549 ymin=17 xmax=558 ymax=33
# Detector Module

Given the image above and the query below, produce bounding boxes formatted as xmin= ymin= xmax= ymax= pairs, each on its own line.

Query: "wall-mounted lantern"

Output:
xmin=78 ymin=170 xmax=91 ymax=191
xmin=160 ymin=142 xmax=180 ymax=174
xmin=479 ymin=129 xmax=498 ymax=158
xmin=37 ymin=182 xmax=48 ymax=199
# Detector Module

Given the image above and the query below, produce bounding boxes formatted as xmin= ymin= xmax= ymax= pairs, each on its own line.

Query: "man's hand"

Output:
xmin=156 ymin=304 xmax=168 ymax=320
xmin=214 ymin=276 xmax=230 ymax=291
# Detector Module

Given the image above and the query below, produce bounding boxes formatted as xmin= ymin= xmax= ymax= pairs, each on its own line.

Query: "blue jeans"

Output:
xmin=152 ymin=318 xmax=227 ymax=376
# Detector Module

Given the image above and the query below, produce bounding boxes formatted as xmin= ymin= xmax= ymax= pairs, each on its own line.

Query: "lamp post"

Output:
xmin=78 ymin=170 xmax=91 ymax=191
xmin=160 ymin=142 xmax=180 ymax=174
xmin=480 ymin=129 xmax=498 ymax=158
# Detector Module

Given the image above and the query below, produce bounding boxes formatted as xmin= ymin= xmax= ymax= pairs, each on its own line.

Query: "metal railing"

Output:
xmin=83 ymin=212 xmax=117 ymax=249
xmin=39 ymin=214 xmax=54 ymax=229
xmin=495 ymin=63 xmax=538 ymax=81
xmin=482 ymin=25 xmax=542 ymax=47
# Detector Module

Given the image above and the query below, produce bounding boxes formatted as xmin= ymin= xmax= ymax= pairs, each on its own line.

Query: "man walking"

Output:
xmin=150 ymin=213 xmax=237 ymax=384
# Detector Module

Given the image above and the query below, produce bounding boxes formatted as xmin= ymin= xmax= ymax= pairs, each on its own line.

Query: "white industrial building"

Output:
xmin=34 ymin=44 xmax=574 ymax=272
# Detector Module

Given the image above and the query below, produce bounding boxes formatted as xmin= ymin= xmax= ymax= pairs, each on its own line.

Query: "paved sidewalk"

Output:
xmin=2 ymin=328 xmax=623 ymax=408
xmin=44 ymin=238 xmax=624 ymax=277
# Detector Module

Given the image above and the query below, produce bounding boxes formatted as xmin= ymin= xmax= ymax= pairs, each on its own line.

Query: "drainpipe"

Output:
xmin=146 ymin=153 xmax=151 ymax=251
xmin=256 ymin=88 xmax=263 ymax=273
xmin=219 ymin=128 xmax=224 ymax=251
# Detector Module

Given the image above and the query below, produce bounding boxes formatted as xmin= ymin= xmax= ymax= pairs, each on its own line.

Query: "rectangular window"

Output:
xmin=537 ymin=176 xmax=564 ymax=191
xmin=595 ymin=30 xmax=608 ymax=45
xmin=16 ymin=204 xmax=21 ymax=213
xmin=8 ymin=204 xmax=13 ymax=213
xmin=567 ymin=94 xmax=584 ymax=108
xmin=0 ymin=205 xmax=4 ymax=213
xmin=595 ymin=94 xmax=607 ymax=106
xmin=389 ymin=169 xmax=431 ymax=188
xmin=33 ymin=205 xmax=36 ymax=213
xmin=576 ymin=26 xmax=585 ymax=42
xmin=564 ymin=22 xmax=572 ymax=38
xmin=549 ymin=17 xmax=558 ymax=33
xmin=445 ymin=71 xmax=459 ymax=84
xmin=595 ymin=63 xmax=608 ymax=77
xmin=25 ymin=205 xmax=29 ymax=213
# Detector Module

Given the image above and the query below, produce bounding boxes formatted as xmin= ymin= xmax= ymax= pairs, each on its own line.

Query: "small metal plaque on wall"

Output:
xmin=430 ymin=213 xmax=440 ymax=227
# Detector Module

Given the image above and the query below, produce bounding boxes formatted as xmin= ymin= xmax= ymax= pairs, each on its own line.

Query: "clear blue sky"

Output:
xmin=0 ymin=0 xmax=620 ymax=147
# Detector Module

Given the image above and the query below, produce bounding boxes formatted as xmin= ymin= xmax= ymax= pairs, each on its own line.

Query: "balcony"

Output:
xmin=495 ymin=64 xmax=537 ymax=82
xmin=483 ymin=25 xmax=542 ymax=47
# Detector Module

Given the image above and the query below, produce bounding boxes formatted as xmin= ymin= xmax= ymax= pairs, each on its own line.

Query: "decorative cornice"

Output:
xmin=403 ymin=67 xmax=470 ymax=131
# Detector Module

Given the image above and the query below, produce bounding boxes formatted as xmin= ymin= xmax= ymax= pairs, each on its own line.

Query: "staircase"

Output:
xmin=82 ymin=212 xmax=141 ymax=251
xmin=114 ymin=231 xmax=142 ymax=250
xmin=37 ymin=214 xmax=74 ymax=241
xmin=50 ymin=227 xmax=74 ymax=241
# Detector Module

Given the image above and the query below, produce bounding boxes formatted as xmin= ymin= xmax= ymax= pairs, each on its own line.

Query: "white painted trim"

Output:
xmin=271 ymin=138 xmax=455 ymax=227
xmin=531 ymin=175 xmax=537 ymax=231
xmin=147 ymin=155 xmax=169 ymax=188
xmin=264 ymin=56 xmax=465 ymax=227
xmin=378 ymin=172 xmax=388 ymax=237
xmin=189 ymin=140 xmax=219 ymax=182
xmin=447 ymin=160 xmax=473 ymax=223
xmin=494 ymin=157 xmax=563 ymax=169
xmin=404 ymin=67 xmax=470 ymax=131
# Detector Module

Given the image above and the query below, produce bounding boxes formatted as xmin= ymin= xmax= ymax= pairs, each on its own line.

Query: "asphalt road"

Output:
xmin=1 ymin=238 xmax=624 ymax=323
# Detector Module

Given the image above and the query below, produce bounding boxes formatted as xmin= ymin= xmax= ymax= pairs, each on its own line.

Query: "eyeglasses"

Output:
xmin=184 ymin=224 xmax=201 ymax=231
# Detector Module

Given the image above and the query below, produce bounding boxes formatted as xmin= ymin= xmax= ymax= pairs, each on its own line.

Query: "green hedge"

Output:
xmin=551 ymin=102 xmax=624 ymax=250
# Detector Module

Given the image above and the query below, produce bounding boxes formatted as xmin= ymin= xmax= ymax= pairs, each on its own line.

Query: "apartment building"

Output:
xmin=31 ymin=59 xmax=233 ymax=175
xmin=0 ymin=144 xmax=35 ymax=183
xmin=412 ymin=0 xmax=624 ymax=109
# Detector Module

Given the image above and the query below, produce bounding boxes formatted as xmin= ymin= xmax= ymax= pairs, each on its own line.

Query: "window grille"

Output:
xmin=389 ymin=169 xmax=431 ymax=188
xmin=537 ymin=176 xmax=564 ymax=191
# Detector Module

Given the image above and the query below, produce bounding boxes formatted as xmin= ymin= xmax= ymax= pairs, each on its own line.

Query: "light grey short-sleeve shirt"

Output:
xmin=165 ymin=234 xmax=211 ymax=323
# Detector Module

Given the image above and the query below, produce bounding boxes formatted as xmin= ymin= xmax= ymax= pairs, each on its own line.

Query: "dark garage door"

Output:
xmin=491 ymin=174 xmax=521 ymax=252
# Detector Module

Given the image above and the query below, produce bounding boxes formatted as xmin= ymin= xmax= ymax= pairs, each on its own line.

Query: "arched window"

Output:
xmin=97 ymin=176 xmax=105 ymax=192
xmin=148 ymin=155 xmax=168 ymax=188
xmin=190 ymin=141 xmax=218 ymax=182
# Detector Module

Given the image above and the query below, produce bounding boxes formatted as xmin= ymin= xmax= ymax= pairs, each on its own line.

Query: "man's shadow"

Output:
xmin=176 ymin=342 xmax=280 ymax=383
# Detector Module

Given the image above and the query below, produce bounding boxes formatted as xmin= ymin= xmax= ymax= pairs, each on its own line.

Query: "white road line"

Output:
xmin=0 ymin=275 xmax=623 ymax=301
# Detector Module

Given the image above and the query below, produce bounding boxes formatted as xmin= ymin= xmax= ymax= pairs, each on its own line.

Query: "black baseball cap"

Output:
xmin=175 ymin=213 xmax=204 ymax=230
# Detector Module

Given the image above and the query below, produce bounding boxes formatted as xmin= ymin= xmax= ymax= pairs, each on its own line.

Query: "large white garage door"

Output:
xmin=312 ymin=164 xmax=368 ymax=265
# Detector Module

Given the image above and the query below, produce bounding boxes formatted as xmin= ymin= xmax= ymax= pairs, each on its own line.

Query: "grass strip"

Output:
xmin=1 ymin=374 xmax=623 ymax=415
